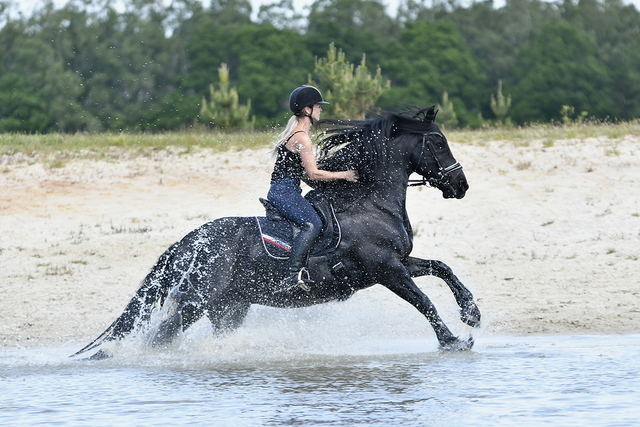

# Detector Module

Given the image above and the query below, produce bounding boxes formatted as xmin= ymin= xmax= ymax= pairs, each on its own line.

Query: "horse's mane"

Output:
xmin=315 ymin=106 xmax=439 ymax=179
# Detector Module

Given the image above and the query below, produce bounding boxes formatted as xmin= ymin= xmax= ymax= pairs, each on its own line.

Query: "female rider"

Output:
xmin=268 ymin=85 xmax=358 ymax=292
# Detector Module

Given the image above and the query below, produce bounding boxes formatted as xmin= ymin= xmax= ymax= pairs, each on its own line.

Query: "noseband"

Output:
xmin=408 ymin=132 xmax=463 ymax=188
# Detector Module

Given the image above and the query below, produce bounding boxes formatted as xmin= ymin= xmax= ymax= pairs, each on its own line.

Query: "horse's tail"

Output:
xmin=70 ymin=241 xmax=181 ymax=358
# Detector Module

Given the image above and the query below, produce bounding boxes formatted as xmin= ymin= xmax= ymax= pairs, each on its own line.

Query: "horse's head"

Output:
xmin=316 ymin=107 xmax=468 ymax=199
xmin=408 ymin=115 xmax=468 ymax=199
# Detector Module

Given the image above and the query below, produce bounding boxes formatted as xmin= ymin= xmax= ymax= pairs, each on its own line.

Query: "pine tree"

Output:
xmin=437 ymin=91 xmax=458 ymax=129
xmin=312 ymin=43 xmax=390 ymax=120
xmin=200 ymin=63 xmax=255 ymax=130
xmin=490 ymin=80 xmax=512 ymax=125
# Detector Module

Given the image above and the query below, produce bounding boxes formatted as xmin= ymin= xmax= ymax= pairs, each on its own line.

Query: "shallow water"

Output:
xmin=2 ymin=332 xmax=639 ymax=426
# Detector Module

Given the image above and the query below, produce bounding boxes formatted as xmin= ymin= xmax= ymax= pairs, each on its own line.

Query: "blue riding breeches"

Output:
xmin=267 ymin=178 xmax=322 ymax=235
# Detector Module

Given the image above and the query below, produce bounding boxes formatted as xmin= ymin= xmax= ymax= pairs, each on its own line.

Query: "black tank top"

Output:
xmin=270 ymin=131 xmax=306 ymax=182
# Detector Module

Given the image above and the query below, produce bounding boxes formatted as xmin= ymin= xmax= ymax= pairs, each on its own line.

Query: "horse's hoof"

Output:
xmin=460 ymin=302 xmax=481 ymax=328
xmin=440 ymin=335 xmax=474 ymax=351
xmin=84 ymin=348 xmax=113 ymax=361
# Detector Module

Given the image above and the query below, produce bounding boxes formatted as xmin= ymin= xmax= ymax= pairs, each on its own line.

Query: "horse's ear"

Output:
xmin=425 ymin=106 xmax=438 ymax=123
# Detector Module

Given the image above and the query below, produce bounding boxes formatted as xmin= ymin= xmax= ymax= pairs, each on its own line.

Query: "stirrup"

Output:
xmin=274 ymin=268 xmax=313 ymax=294
xmin=296 ymin=267 xmax=314 ymax=292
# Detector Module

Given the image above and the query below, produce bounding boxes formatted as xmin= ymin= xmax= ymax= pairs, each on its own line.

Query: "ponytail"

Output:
xmin=270 ymin=115 xmax=300 ymax=157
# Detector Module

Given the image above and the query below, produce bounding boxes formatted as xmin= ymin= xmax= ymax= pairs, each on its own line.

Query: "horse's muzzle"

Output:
xmin=441 ymin=174 xmax=468 ymax=199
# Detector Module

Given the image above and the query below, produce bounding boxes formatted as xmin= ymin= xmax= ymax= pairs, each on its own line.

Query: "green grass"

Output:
xmin=0 ymin=130 xmax=276 ymax=160
xmin=1 ymin=119 xmax=639 ymax=163
xmin=447 ymin=119 xmax=640 ymax=145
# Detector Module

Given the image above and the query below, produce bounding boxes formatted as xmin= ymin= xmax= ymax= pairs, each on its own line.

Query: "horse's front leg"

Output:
xmin=378 ymin=263 xmax=473 ymax=351
xmin=403 ymin=256 xmax=481 ymax=327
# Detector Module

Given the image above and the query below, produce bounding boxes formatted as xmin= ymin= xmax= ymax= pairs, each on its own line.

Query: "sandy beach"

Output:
xmin=1 ymin=135 xmax=639 ymax=349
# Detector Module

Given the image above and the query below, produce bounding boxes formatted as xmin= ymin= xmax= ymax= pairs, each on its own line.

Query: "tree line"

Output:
xmin=1 ymin=0 xmax=639 ymax=133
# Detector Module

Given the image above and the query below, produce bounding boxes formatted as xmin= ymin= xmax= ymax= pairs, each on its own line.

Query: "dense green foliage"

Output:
xmin=311 ymin=43 xmax=390 ymax=119
xmin=1 ymin=0 xmax=639 ymax=133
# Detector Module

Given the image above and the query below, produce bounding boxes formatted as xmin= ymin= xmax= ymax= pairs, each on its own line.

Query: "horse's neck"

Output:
xmin=328 ymin=180 xmax=408 ymax=220
xmin=368 ymin=159 xmax=410 ymax=211
xmin=333 ymin=181 xmax=413 ymax=252
xmin=318 ymin=138 xmax=412 ymax=216
xmin=369 ymin=182 xmax=409 ymax=215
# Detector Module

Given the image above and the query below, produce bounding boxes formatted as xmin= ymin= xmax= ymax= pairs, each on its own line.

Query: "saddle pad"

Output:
xmin=255 ymin=201 xmax=341 ymax=260
xmin=255 ymin=217 xmax=293 ymax=259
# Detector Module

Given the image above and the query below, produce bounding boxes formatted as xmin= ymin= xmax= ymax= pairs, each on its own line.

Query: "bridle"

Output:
xmin=408 ymin=132 xmax=463 ymax=188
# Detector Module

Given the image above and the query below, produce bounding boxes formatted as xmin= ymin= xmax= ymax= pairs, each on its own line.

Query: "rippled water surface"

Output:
xmin=2 ymin=332 xmax=639 ymax=426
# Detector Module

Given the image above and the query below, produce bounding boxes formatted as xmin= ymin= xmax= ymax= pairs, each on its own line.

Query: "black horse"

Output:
xmin=73 ymin=106 xmax=480 ymax=359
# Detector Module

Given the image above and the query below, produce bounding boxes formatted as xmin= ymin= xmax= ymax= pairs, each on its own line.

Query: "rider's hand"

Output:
xmin=345 ymin=170 xmax=358 ymax=182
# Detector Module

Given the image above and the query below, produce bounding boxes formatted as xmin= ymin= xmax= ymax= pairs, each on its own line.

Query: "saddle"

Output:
xmin=255 ymin=190 xmax=342 ymax=259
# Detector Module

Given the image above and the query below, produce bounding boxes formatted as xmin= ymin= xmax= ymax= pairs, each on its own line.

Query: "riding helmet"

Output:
xmin=289 ymin=85 xmax=329 ymax=115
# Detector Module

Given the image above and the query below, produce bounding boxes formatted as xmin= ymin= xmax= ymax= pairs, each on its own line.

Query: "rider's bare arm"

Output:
xmin=291 ymin=136 xmax=358 ymax=182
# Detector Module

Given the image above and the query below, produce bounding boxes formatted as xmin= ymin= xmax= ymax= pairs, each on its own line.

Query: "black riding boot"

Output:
xmin=275 ymin=222 xmax=318 ymax=292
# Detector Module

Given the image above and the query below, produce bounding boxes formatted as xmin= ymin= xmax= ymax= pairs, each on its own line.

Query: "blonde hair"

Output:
xmin=270 ymin=114 xmax=300 ymax=157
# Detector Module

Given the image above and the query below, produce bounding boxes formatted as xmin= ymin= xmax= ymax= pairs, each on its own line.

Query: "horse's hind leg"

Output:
xmin=403 ymin=257 xmax=481 ymax=327
xmin=144 ymin=281 xmax=205 ymax=348
xmin=207 ymin=292 xmax=251 ymax=337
